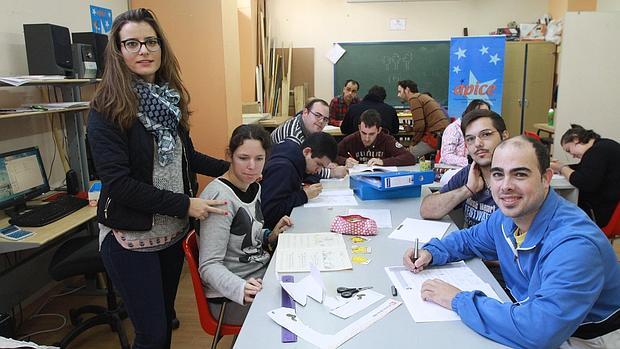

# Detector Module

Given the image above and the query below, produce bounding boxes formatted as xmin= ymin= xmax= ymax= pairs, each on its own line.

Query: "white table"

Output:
xmin=233 ymin=184 xmax=511 ymax=348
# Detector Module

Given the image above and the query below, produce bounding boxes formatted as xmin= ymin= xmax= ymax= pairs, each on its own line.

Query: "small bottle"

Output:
xmin=547 ymin=108 xmax=555 ymax=126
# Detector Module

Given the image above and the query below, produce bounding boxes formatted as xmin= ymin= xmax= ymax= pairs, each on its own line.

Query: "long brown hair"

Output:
xmin=91 ymin=8 xmax=191 ymax=130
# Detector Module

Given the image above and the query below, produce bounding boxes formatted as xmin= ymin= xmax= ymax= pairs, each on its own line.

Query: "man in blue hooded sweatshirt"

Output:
xmin=261 ymin=132 xmax=337 ymax=229
xmin=403 ymin=136 xmax=620 ymax=348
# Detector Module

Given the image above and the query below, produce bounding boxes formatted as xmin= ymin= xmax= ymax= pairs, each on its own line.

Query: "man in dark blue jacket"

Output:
xmin=261 ymin=132 xmax=337 ymax=229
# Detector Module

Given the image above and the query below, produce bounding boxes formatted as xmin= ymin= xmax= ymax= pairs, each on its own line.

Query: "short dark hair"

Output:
xmin=344 ymin=79 xmax=360 ymax=90
xmin=367 ymin=85 xmax=387 ymax=101
xmin=359 ymin=109 xmax=382 ymax=128
xmin=461 ymin=109 xmax=506 ymax=135
xmin=301 ymin=132 xmax=337 ymax=162
xmin=497 ymin=136 xmax=550 ymax=175
xmin=397 ymin=80 xmax=418 ymax=93
xmin=228 ymin=124 xmax=271 ymax=156
xmin=560 ymin=124 xmax=601 ymax=145
xmin=462 ymin=99 xmax=491 ymax=117
xmin=304 ymin=98 xmax=329 ymax=111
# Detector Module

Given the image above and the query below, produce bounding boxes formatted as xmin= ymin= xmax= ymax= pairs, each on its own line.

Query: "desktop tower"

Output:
xmin=23 ymin=23 xmax=73 ymax=76
xmin=72 ymin=32 xmax=108 ymax=78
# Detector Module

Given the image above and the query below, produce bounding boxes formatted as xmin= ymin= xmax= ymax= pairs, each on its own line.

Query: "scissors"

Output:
xmin=337 ymin=286 xmax=373 ymax=298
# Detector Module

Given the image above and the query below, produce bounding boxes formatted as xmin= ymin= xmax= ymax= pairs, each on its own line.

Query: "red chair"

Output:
xmin=601 ymin=202 xmax=620 ymax=245
xmin=183 ymin=230 xmax=241 ymax=349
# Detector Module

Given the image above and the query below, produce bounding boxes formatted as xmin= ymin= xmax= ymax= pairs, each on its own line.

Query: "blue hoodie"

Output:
xmin=261 ymin=139 xmax=308 ymax=229
xmin=424 ymin=190 xmax=620 ymax=348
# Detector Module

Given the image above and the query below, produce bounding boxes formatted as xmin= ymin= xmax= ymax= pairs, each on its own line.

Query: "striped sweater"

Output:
xmin=270 ymin=113 xmax=331 ymax=178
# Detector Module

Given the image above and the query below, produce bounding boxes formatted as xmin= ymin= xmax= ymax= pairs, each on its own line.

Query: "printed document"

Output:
xmin=385 ymin=262 xmax=501 ymax=322
xmin=276 ymin=233 xmax=353 ymax=273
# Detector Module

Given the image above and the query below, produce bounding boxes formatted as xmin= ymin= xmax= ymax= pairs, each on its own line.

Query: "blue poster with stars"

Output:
xmin=447 ymin=36 xmax=505 ymax=118
xmin=90 ymin=5 xmax=113 ymax=34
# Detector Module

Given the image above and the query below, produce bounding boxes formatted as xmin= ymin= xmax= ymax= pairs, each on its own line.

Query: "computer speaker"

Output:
xmin=66 ymin=170 xmax=79 ymax=195
xmin=23 ymin=23 xmax=73 ymax=76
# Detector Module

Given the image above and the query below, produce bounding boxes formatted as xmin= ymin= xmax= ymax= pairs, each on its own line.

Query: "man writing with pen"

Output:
xmin=335 ymin=109 xmax=416 ymax=168
xmin=402 ymin=136 xmax=620 ymax=348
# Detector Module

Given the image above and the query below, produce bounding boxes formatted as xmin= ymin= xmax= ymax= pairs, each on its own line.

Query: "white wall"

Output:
xmin=553 ymin=11 xmax=620 ymax=162
xmin=267 ymin=0 xmax=549 ymax=100
xmin=598 ymin=0 xmax=620 ymax=12
xmin=0 ymin=0 xmax=127 ymax=187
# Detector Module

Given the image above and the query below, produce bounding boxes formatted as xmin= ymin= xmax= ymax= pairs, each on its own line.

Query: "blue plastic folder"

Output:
xmin=349 ymin=171 xmax=434 ymax=200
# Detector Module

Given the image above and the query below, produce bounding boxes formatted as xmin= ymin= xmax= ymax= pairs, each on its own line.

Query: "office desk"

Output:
xmin=0 ymin=205 xmax=97 ymax=253
xmin=259 ymin=116 xmax=289 ymax=129
xmin=234 ymin=192 xmax=510 ymax=348
xmin=533 ymin=123 xmax=555 ymax=137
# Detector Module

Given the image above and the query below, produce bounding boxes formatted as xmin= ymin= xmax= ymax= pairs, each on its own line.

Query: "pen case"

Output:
xmin=330 ymin=215 xmax=377 ymax=236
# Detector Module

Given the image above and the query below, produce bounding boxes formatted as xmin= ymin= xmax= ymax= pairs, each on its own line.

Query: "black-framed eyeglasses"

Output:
xmin=308 ymin=109 xmax=328 ymax=124
xmin=121 ymin=37 xmax=161 ymax=53
xmin=464 ymin=130 xmax=498 ymax=145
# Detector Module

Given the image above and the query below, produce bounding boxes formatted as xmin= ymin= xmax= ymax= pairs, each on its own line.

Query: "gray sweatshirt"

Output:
xmin=198 ymin=178 xmax=270 ymax=305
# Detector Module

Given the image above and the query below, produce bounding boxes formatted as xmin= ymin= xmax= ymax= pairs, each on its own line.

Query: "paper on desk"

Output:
xmin=349 ymin=164 xmax=398 ymax=175
xmin=304 ymin=191 xmax=358 ymax=208
xmin=329 ymin=289 xmax=384 ymax=319
xmin=552 ymin=174 xmax=565 ymax=180
xmin=385 ymin=262 xmax=501 ymax=322
xmin=322 ymin=124 xmax=341 ymax=133
xmin=0 ymin=75 xmax=66 ymax=86
xmin=267 ymin=299 xmax=402 ymax=349
xmin=388 ymin=218 xmax=450 ymax=242
xmin=0 ymin=336 xmax=59 ymax=348
xmin=326 ymin=43 xmax=346 ymax=64
xmin=279 ymin=264 xmax=325 ymax=306
xmin=276 ymin=233 xmax=353 ymax=273
xmin=347 ymin=209 xmax=392 ymax=228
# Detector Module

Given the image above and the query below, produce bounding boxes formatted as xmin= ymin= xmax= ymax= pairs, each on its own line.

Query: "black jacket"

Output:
xmin=340 ymin=95 xmax=399 ymax=135
xmin=568 ymin=138 xmax=620 ymax=227
xmin=87 ymin=109 xmax=229 ymax=231
xmin=260 ymin=139 xmax=308 ymax=229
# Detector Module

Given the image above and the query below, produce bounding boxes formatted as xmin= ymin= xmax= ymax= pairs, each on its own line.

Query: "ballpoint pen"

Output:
xmin=411 ymin=238 xmax=419 ymax=264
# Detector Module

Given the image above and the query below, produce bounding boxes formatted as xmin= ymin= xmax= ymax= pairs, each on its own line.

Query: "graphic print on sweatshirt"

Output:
xmin=229 ymin=201 xmax=265 ymax=263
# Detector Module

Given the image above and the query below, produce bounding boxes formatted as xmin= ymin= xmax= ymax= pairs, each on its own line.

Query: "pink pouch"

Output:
xmin=330 ymin=215 xmax=377 ymax=236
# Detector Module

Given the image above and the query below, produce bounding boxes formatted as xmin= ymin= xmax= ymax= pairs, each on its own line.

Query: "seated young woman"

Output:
xmin=198 ymin=124 xmax=292 ymax=325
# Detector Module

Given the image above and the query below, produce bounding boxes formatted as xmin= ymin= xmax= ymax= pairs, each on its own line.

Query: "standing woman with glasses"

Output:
xmin=88 ymin=8 xmax=229 ymax=348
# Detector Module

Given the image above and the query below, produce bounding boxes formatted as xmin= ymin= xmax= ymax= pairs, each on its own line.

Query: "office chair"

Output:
xmin=48 ymin=236 xmax=129 ymax=349
xmin=523 ymin=130 xmax=553 ymax=152
xmin=182 ymin=230 xmax=241 ymax=349
xmin=601 ymin=202 xmax=620 ymax=245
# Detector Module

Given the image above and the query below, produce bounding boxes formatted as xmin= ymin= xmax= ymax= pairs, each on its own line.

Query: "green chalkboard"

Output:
xmin=334 ymin=41 xmax=450 ymax=106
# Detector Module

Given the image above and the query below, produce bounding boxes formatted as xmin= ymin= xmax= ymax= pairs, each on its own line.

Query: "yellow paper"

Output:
xmin=351 ymin=246 xmax=371 ymax=254
xmin=351 ymin=236 xmax=370 ymax=243
xmin=351 ymin=256 xmax=371 ymax=264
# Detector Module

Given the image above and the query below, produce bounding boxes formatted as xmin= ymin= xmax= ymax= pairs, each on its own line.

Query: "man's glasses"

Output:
xmin=464 ymin=130 xmax=498 ymax=145
xmin=308 ymin=110 xmax=328 ymax=124
xmin=121 ymin=38 xmax=161 ymax=53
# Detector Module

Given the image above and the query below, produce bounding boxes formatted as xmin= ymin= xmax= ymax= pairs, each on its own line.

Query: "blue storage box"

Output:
xmin=349 ymin=171 xmax=434 ymax=200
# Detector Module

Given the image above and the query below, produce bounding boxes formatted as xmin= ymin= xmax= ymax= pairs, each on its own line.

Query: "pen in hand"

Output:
xmin=347 ymin=152 xmax=355 ymax=160
xmin=411 ymin=238 xmax=419 ymax=264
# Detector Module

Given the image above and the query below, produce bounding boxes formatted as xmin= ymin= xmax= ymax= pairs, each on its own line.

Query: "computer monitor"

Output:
xmin=0 ymin=147 xmax=50 ymax=215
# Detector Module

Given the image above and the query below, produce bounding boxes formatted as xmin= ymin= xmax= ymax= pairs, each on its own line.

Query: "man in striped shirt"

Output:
xmin=271 ymin=98 xmax=348 ymax=179
xmin=397 ymin=80 xmax=449 ymax=159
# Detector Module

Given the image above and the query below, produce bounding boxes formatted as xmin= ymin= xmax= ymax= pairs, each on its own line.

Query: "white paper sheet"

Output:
xmin=267 ymin=299 xmax=402 ymax=349
xmin=304 ymin=193 xmax=358 ymax=207
xmin=280 ymin=264 xmax=325 ymax=306
xmin=388 ymin=218 xmax=450 ymax=242
xmin=326 ymin=43 xmax=346 ymax=64
xmin=349 ymin=164 xmax=398 ymax=175
xmin=385 ymin=262 xmax=501 ymax=322
xmin=0 ymin=336 xmax=59 ymax=348
xmin=347 ymin=209 xmax=392 ymax=228
xmin=276 ymin=233 xmax=353 ymax=273
xmin=329 ymin=289 xmax=385 ymax=318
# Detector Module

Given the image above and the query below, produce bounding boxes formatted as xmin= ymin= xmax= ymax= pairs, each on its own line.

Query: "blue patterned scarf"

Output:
xmin=134 ymin=79 xmax=181 ymax=166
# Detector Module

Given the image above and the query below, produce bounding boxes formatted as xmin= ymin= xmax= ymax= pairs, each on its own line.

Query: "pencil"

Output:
xmin=347 ymin=152 xmax=355 ymax=160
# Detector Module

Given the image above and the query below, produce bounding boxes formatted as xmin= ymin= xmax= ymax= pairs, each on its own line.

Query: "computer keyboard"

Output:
xmin=10 ymin=195 xmax=89 ymax=227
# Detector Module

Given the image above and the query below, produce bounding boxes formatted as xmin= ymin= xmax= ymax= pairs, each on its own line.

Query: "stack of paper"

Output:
xmin=0 ymin=75 xmax=66 ymax=86
xmin=349 ymin=164 xmax=398 ymax=175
